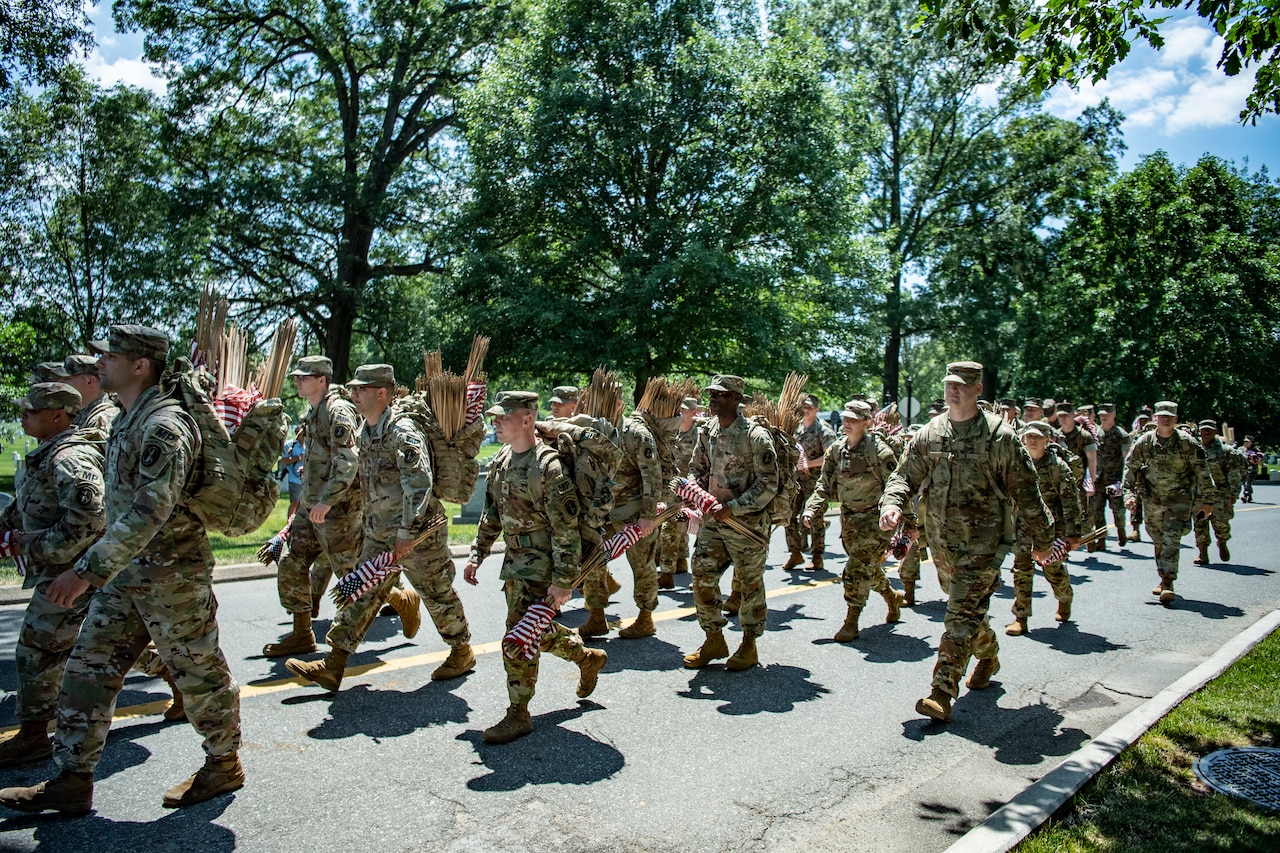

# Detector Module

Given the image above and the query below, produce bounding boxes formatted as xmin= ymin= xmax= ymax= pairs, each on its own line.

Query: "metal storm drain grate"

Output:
xmin=1194 ymin=747 xmax=1280 ymax=811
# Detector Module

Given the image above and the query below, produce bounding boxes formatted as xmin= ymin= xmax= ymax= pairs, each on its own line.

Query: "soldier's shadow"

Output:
xmin=777 ymin=566 xmax=839 ymax=586
xmin=0 ymin=717 xmax=164 ymax=793
xmin=902 ymin=685 xmax=1090 ymax=766
xmin=677 ymin=664 xmax=830 ymax=715
xmin=1073 ymin=555 xmax=1124 ymax=572
xmin=0 ymin=795 xmax=236 ymax=848
xmin=595 ymin=636 xmax=685 ymax=673
xmin=839 ymin=626 xmax=935 ymax=664
xmin=1023 ymin=622 xmax=1128 ymax=656
xmin=458 ymin=701 xmax=621 ymax=791
xmin=1152 ymin=598 xmax=1245 ymax=620
xmin=290 ymin=682 xmax=471 ymax=740
xmin=1207 ymin=563 xmax=1275 ymax=577
xmin=760 ymin=602 xmax=824 ymax=634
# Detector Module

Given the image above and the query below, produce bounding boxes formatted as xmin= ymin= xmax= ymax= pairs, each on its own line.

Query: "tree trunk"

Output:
xmin=881 ymin=269 xmax=902 ymax=406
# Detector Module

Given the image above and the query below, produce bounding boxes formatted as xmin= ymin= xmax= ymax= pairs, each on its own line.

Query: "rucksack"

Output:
xmin=749 ymin=415 xmax=800 ymax=527
xmin=156 ymin=358 xmax=287 ymax=537
xmin=536 ymin=416 xmax=622 ymax=537
xmin=389 ymin=393 xmax=486 ymax=505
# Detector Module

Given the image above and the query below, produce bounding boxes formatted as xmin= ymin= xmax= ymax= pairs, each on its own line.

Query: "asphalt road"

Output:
xmin=1 ymin=490 xmax=1278 ymax=852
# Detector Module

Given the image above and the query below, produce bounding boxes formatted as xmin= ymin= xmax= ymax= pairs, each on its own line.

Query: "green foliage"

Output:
xmin=453 ymin=0 xmax=865 ymax=396
xmin=921 ymin=0 xmax=1280 ymax=123
xmin=0 ymin=0 xmax=90 ymax=99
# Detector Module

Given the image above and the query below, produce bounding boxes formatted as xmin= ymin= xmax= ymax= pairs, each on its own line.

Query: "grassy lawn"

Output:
xmin=1017 ymin=627 xmax=1280 ymax=852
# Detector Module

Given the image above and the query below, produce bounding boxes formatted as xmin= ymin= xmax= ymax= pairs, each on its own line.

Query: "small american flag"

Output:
xmin=502 ymin=602 xmax=559 ymax=660
xmin=256 ymin=516 xmax=293 ymax=565
xmin=1037 ymin=537 xmax=1071 ymax=566
xmin=330 ymin=550 xmax=400 ymax=607
xmin=215 ymin=384 xmax=262 ymax=434
xmin=0 ymin=531 xmax=28 ymax=576
xmin=465 ymin=382 xmax=487 ymax=425
xmin=671 ymin=477 xmax=720 ymax=515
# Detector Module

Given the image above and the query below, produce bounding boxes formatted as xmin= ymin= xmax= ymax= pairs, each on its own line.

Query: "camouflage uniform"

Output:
xmin=71 ymin=395 xmax=118 ymax=436
xmin=658 ymin=416 xmax=701 ymax=574
xmin=1011 ymin=447 xmax=1081 ymax=621
xmin=470 ymin=442 xmax=591 ymax=705
xmin=1054 ymin=418 xmax=1097 ymax=530
xmin=806 ymin=431 xmax=896 ymax=618
xmin=687 ymin=412 xmax=779 ymax=639
xmin=1193 ymin=434 xmax=1244 ymax=553
xmin=324 ymin=402 xmax=470 ymax=655
xmin=0 ymin=424 xmax=104 ymax=726
xmin=1091 ymin=422 xmax=1130 ymax=539
xmin=881 ymin=411 xmax=1053 ymax=699
xmin=60 ymin=383 xmax=241 ymax=775
xmin=275 ymin=386 xmax=363 ymax=613
xmin=1122 ymin=426 xmax=1213 ymax=582
xmin=605 ymin=412 xmax=675 ymax=613
xmin=786 ymin=418 xmax=836 ymax=559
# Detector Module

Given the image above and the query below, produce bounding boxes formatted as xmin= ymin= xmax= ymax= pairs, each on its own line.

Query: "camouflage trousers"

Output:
xmin=691 ymin=516 xmax=770 ymax=638
xmin=325 ymin=525 xmax=470 ymax=654
xmin=1193 ymin=497 xmax=1234 ymax=549
xmin=53 ymin=575 xmax=241 ymax=775
xmin=784 ymin=474 xmax=826 ymax=556
xmin=503 ymin=579 xmax=589 ymax=706
xmin=930 ymin=550 xmax=1000 ymax=699
xmin=276 ymin=503 xmax=363 ymax=614
xmin=616 ymin=523 xmax=660 ymax=612
xmin=1090 ymin=487 xmax=1127 ymax=536
xmin=658 ymin=514 xmax=690 ymax=574
xmin=1132 ymin=495 xmax=1144 ymax=528
xmin=1010 ymin=548 xmax=1072 ymax=619
xmin=12 ymin=578 xmax=95 ymax=723
xmin=838 ymin=508 xmax=894 ymax=612
xmin=898 ymin=533 xmax=928 ymax=585
xmin=1144 ymin=499 xmax=1193 ymax=580
xmin=581 ymin=526 xmax=612 ymax=610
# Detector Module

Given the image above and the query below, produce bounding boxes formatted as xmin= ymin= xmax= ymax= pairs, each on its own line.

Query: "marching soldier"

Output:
xmin=999 ymin=398 xmax=1024 ymax=431
xmin=784 ymin=394 xmax=836 ymax=571
xmin=1053 ymin=401 xmax=1098 ymax=549
xmin=657 ymin=396 xmax=701 ymax=586
xmin=463 ymin=391 xmax=608 ymax=744
xmin=62 ymin=354 xmax=119 ymax=434
xmin=880 ymin=361 xmax=1054 ymax=723
xmin=548 ymin=385 xmax=579 ymax=419
xmin=263 ymin=356 xmax=363 ymax=657
xmin=287 ymin=364 xmax=475 ymax=690
xmin=1091 ymin=403 xmax=1130 ymax=548
xmin=1 ymin=325 xmax=244 ymax=815
xmin=1193 ymin=419 xmax=1244 ymax=565
xmin=1122 ymin=401 xmax=1214 ymax=604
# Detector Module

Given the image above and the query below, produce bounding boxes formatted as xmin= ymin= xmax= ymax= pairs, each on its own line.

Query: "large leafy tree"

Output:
xmin=921 ymin=0 xmax=1280 ymax=123
xmin=119 ymin=0 xmax=508 ymax=379
xmin=1020 ymin=153 xmax=1280 ymax=438
xmin=452 ymin=0 xmax=863 ymax=394
xmin=0 ymin=0 xmax=90 ymax=99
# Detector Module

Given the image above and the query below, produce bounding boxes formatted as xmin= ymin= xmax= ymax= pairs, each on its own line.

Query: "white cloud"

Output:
xmin=83 ymin=52 xmax=167 ymax=95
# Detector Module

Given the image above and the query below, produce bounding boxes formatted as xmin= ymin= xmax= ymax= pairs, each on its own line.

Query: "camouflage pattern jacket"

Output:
xmin=795 ymin=418 xmax=836 ymax=481
xmin=1200 ymin=436 xmax=1245 ymax=502
xmin=1095 ymin=424 xmax=1131 ymax=483
xmin=301 ymin=386 xmax=360 ymax=509
xmin=611 ymin=412 xmax=664 ymax=522
xmin=1028 ymin=449 xmax=1082 ymax=539
xmin=72 ymin=394 xmax=119 ymax=436
xmin=881 ymin=411 xmax=1054 ymax=556
xmin=470 ymin=441 xmax=581 ymax=587
xmin=1054 ymin=422 xmax=1097 ymax=485
xmin=674 ymin=421 xmax=702 ymax=477
xmin=358 ymin=404 xmax=438 ymax=547
xmin=75 ymin=385 xmax=210 ymax=588
xmin=688 ymin=413 xmax=779 ymax=523
xmin=1 ymin=427 xmax=105 ymax=585
xmin=805 ymin=432 xmax=895 ymax=516
xmin=1122 ymin=429 xmax=1213 ymax=506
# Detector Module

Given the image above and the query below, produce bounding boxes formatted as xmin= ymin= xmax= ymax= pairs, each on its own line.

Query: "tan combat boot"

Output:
xmin=159 ymin=665 xmax=186 ymax=722
xmin=1152 ymin=576 xmax=1165 ymax=596
xmin=618 ymin=609 xmax=655 ymax=639
xmin=0 ymin=721 xmax=52 ymax=768
xmin=310 ymin=592 xmax=322 ymax=619
xmin=579 ymin=608 xmax=610 ymax=638
xmin=882 ymin=587 xmax=903 ymax=623
xmin=1160 ymin=578 xmax=1176 ymax=605
xmin=576 ymin=648 xmax=608 ymax=697
xmin=483 ymin=704 xmax=532 ymax=744
xmin=902 ymin=581 xmax=916 ymax=607
xmin=606 ymin=571 xmax=623 ymax=596
xmin=726 ymin=635 xmax=758 ymax=671
xmin=1194 ymin=546 xmax=1210 ymax=566
xmin=1130 ymin=526 xmax=1141 ymax=542
xmin=262 ymin=611 xmax=317 ymax=658
xmin=388 ymin=587 xmax=422 ymax=639
xmin=915 ymin=689 xmax=953 ymax=722
xmin=966 ymin=657 xmax=1000 ymax=690
xmin=806 ymin=556 xmax=824 ymax=572
xmin=0 ymin=770 xmax=94 ymax=815
xmin=722 ymin=590 xmax=742 ymax=615
xmin=1219 ymin=541 xmax=1230 ymax=561
xmin=682 ymin=632 xmax=730 ymax=669
xmin=1005 ymin=618 xmax=1027 ymax=636
xmin=432 ymin=643 xmax=476 ymax=681
xmin=783 ymin=552 xmax=804 ymax=570
xmin=657 ymin=572 xmax=675 ymax=589
xmin=1055 ymin=600 xmax=1072 ymax=622
xmin=163 ymin=752 xmax=244 ymax=808
xmin=677 ymin=555 xmax=689 ymax=574
xmin=834 ymin=608 xmax=861 ymax=643
xmin=286 ymin=649 xmax=349 ymax=692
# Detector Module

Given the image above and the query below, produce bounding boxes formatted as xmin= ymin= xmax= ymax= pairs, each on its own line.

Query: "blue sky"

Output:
xmin=85 ymin=4 xmax=1278 ymax=177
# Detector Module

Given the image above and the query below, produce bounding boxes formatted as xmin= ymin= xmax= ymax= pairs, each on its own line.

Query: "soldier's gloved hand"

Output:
xmin=462 ymin=561 xmax=479 ymax=586
xmin=879 ymin=506 xmax=902 ymax=532
xmin=711 ymin=505 xmax=733 ymax=522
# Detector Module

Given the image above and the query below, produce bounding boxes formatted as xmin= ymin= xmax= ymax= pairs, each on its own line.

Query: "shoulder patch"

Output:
xmin=762 ymin=448 xmax=776 ymax=467
xmin=642 ymin=445 xmax=656 ymax=460
xmin=76 ymin=483 xmax=100 ymax=508
xmin=402 ymin=446 xmax=419 ymax=466
xmin=332 ymin=423 xmax=349 ymax=441
xmin=141 ymin=443 xmax=164 ymax=467
xmin=151 ymin=424 xmax=179 ymax=444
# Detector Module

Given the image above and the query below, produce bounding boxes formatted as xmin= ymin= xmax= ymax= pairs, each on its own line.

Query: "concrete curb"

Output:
xmin=943 ymin=607 xmax=1280 ymax=853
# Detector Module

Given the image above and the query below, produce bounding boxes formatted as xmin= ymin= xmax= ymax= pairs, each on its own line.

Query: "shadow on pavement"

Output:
xmin=917 ymin=798 xmax=1006 ymax=837
xmin=764 ymin=602 xmax=824 ymax=634
xmin=1022 ymin=622 xmax=1128 ymax=656
xmin=592 ymin=636 xmax=685 ymax=673
xmin=295 ymin=681 xmax=472 ymax=740
xmin=459 ymin=701 xmax=621 ymax=791
xmin=0 ymin=793 xmax=236 ymax=849
xmin=677 ymin=664 xmax=830 ymax=715
xmin=1157 ymin=597 xmax=1245 ymax=620
xmin=1206 ymin=562 xmax=1275 ymax=577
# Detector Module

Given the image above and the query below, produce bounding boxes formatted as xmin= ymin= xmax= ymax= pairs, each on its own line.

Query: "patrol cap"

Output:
xmin=943 ymin=361 xmax=982 ymax=385
xmin=30 ymin=361 xmax=70 ymax=382
xmin=63 ymin=354 xmax=99 ymax=376
xmin=549 ymin=385 xmax=579 ymax=404
xmin=1021 ymin=420 xmax=1053 ymax=438
xmin=289 ymin=355 xmax=334 ymax=377
xmin=802 ymin=393 xmax=820 ymax=408
xmin=1153 ymin=400 xmax=1178 ymax=417
xmin=1055 ymin=401 xmax=1075 ymax=413
xmin=12 ymin=382 xmax=82 ymax=413
xmin=841 ymin=400 xmax=873 ymax=420
xmin=999 ymin=398 xmax=1018 ymax=409
xmin=681 ymin=396 xmax=700 ymax=411
xmin=1042 ymin=397 xmax=1057 ymax=410
xmin=1076 ymin=404 xmax=1095 ymax=413
xmin=346 ymin=363 xmax=395 ymax=388
xmin=89 ymin=324 xmax=170 ymax=363
xmin=1024 ymin=397 xmax=1043 ymax=409
xmin=908 ymin=423 xmax=923 ymax=434
xmin=486 ymin=390 xmax=539 ymax=416
xmin=1139 ymin=404 xmax=1153 ymax=415
xmin=705 ymin=375 xmax=745 ymax=396
xmin=1198 ymin=419 xmax=1218 ymax=431
xmin=1097 ymin=402 xmax=1116 ymax=414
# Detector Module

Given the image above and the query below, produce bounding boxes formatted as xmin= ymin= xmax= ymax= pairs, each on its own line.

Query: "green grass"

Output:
xmin=1016 ymin=627 xmax=1280 ymax=852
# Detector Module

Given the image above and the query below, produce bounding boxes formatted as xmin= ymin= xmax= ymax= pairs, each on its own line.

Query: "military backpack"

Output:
xmin=536 ymin=416 xmax=623 ymax=539
xmin=389 ymin=393 xmax=487 ymax=505
xmin=748 ymin=416 xmax=801 ymax=527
